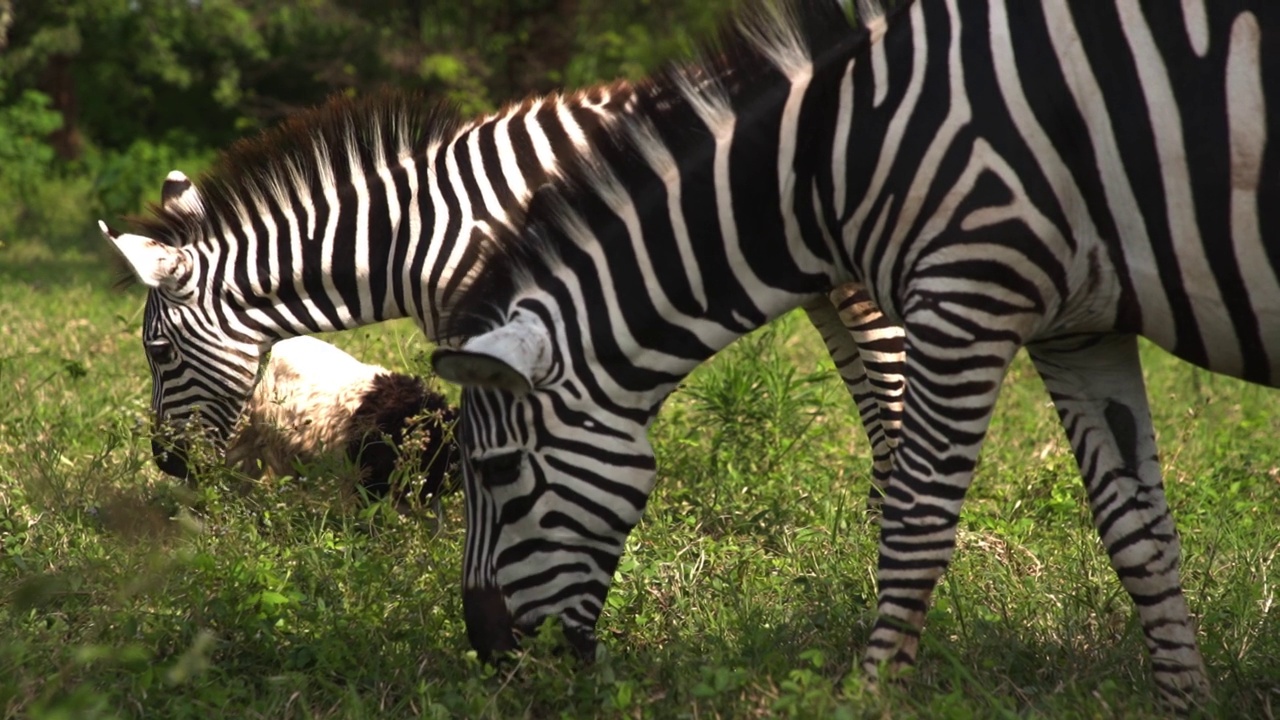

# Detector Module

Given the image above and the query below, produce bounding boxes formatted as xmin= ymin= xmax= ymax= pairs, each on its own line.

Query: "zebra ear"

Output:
xmin=431 ymin=316 xmax=551 ymax=395
xmin=99 ymin=221 xmax=189 ymax=289
xmin=161 ymin=170 xmax=204 ymax=217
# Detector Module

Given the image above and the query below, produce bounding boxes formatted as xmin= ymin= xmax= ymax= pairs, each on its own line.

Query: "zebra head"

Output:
xmin=103 ymin=171 xmax=263 ymax=479
xmin=433 ymin=308 xmax=658 ymax=661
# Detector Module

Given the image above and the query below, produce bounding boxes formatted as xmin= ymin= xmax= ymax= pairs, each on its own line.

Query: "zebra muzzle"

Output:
xmin=561 ymin=623 xmax=599 ymax=663
xmin=151 ymin=435 xmax=192 ymax=480
xmin=463 ymin=586 xmax=519 ymax=661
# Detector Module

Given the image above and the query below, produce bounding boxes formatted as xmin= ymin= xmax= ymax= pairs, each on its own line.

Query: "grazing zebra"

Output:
xmin=101 ymin=85 xmax=904 ymax=494
xmin=431 ymin=0 xmax=1279 ymax=708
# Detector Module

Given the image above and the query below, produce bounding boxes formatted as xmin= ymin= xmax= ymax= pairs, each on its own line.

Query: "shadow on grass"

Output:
xmin=584 ymin=583 xmax=1278 ymax=718
xmin=4 ymin=479 xmax=1276 ymax=719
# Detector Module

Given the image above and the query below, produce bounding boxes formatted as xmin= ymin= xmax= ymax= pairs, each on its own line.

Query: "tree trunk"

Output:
xmin=0 ymin=0 xmax=12 ymax=51
xmin=40 ymin=53 xmax=83 ymax=161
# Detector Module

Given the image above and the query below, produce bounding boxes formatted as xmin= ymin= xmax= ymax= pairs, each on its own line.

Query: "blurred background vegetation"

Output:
xmin=0 ymin=0 xmax=735 ymax=245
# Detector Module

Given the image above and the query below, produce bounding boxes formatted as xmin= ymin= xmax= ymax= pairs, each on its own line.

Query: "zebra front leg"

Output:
xmin=828 ymin=283 xmax=906 ymax=509
xmin=1027 ymin=334 xmax=1209 ymax=710
xmin=861 ymin=315 xmax=1021 ymax=681
xmin=803 ymin=294 xmax=895 ymax=511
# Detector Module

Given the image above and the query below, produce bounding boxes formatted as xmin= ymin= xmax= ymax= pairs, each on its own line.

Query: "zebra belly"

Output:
xmin=1126 ymin=242 xmax=1280 ymax=388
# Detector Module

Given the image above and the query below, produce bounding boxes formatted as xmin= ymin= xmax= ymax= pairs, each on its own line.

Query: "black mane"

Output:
xmin=129 ymin=89 xmax=466 ymax=249
xmin=441 ymin=0 xmax=890 ymax=341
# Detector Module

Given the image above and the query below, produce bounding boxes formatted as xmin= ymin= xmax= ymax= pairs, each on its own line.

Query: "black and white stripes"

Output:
xmin=103 ymin=78 xmax=903 ymax=501
xmin=103 ymin=87 xmax=632 ymax=472
xmin=432 ymin=0 xmax=1278 ymax=708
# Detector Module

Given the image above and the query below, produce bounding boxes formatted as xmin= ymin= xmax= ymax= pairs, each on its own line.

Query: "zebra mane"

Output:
xmin=444 ymin=0 xmax=893 ymax=340
xmin=127 ymin=89 xmax=466 ymax=252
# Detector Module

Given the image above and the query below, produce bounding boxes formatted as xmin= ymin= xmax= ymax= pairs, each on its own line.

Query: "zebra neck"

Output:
xmin=633 ymin=40 xmax=869 ymax=378
xmin=516 ymin=8 xmax=882 ymax=403
xmin=220 ymin=160 xmax=422 ymax=341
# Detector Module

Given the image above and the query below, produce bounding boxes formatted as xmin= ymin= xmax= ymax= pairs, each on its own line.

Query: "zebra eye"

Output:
xmin=474 ymin=450 xmax=523 ymax=487
xmin=146 ymin=340 xmax=177 ymax=366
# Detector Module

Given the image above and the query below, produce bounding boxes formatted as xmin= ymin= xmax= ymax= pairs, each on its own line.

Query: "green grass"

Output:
xmin=2 ymin=215 xmax=1279 ymax=719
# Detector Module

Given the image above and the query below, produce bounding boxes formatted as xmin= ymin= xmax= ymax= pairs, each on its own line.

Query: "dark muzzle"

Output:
xmin=151 ymin=435 xmax=191 ymax=479
xmin=560 ymin=623 xmax=599 ymax=662
xmin=464 ymin=586 xmax=519 ymax=662
xmin=463 ymin=586 xmax=600 ymax=663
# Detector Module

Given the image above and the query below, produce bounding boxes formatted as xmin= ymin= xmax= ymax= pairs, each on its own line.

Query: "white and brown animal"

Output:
xmin=225 ymin=335 xmax=458 ymax=509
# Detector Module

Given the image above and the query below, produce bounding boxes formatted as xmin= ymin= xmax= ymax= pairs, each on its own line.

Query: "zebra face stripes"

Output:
xmin=436 ymin=304 xmax=660 ymax=658
xmin=140 ymin=292 xmax=261 ymax=476
xmin=105 ymin=178 xmax=263 ymax=475
xmin=436 ymin=0 xmax=1279 ymax=709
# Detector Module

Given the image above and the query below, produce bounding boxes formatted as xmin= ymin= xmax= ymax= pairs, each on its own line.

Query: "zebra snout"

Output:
xmin=151 ymin=436 xmax=191 ymax=480
xmin=463 ymin=586 xmax=518 ymax=661
xmin=561 ymin=623 xmax=599 ymax=664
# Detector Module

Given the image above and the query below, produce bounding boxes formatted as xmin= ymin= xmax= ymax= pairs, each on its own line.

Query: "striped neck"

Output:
xmin=452 ymin=3 xmax=873 ymax=412
xmin=207 ymin=151 xmax=427 ymax=343
xmin=173 ymin=87 xmax=635 ymax=347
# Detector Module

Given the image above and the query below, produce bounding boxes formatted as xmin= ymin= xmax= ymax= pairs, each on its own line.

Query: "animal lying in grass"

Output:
xmin=224 ymin=335 xmax=458 ymax=511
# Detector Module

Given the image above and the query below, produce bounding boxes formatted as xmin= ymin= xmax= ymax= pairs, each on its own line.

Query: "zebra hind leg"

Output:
xmin=804 ymin=284 xmax=905 ymax=514
xmin=860 ymin=312 xmax=1022 ymax=685
xmin=829 ymin=284 xmax=905 ymax=511
xmin=1027 ymin=333 xmax=1209 ymax=711
xmin=803 ymin=295 xmax=889 ymax=512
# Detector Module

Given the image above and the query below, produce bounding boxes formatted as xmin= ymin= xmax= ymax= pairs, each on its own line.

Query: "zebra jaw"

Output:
xmin=432 ymin=315 xmax=551 ymax=395
xmin=99 ymin=221 xmax=189 ymax=290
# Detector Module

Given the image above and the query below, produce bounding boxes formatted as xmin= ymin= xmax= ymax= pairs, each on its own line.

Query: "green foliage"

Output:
xmin=0 ymin=82 xmax=62 ymax=207
xmin=5 ymin=0 xmax=284 ymax=152
xmin=657 ymin=318 xmax=844 ymax=541
xmin=418 ymin=53 xmax=493 ymax=118
xmin=0 ymin=0 xmax=743 ymax=230
xmin=563 ymin=0 xmax=737 ymax=88
xmin=89 ymin=135 xmax=215 ymax=222
xmin=2 ymin=0 xmax=739 ymax=162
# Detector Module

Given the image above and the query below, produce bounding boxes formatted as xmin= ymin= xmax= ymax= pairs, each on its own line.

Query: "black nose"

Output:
xmin=563 ymin=624 xmax=599 ymax=663
xmin=152 ymin=437 xmax=191 ymax=479
xmin=463 ymin=586 xmax=518 ymax=661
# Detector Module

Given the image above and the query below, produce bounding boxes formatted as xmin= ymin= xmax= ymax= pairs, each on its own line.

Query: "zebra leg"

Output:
xmin=1026 ymin=334 xmax=1209 ymax=709
xmin=802 ymin=294 xmax=893 ymax=510
xmin=861 ymin=315 xmax=1023 ymax=682
xmin=828 ymin=284 xmax=905 ymax=509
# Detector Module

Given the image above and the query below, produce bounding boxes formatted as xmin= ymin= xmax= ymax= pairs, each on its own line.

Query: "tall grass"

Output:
xmin=1 ymin=208 xmax=1278 ymax=718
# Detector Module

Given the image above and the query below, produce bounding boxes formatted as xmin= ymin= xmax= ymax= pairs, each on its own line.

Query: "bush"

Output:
xmin=89 ymin=134 xmax=215 ymax=222
xmin=0 ymin=95 xmax=216 ymax=251
xmin=0 ymin=83 xmax=64 ymax=235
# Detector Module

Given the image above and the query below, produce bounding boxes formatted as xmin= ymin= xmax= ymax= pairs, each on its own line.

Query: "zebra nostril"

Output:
xmin=463 ymin=586 xmax=518 ymax=662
